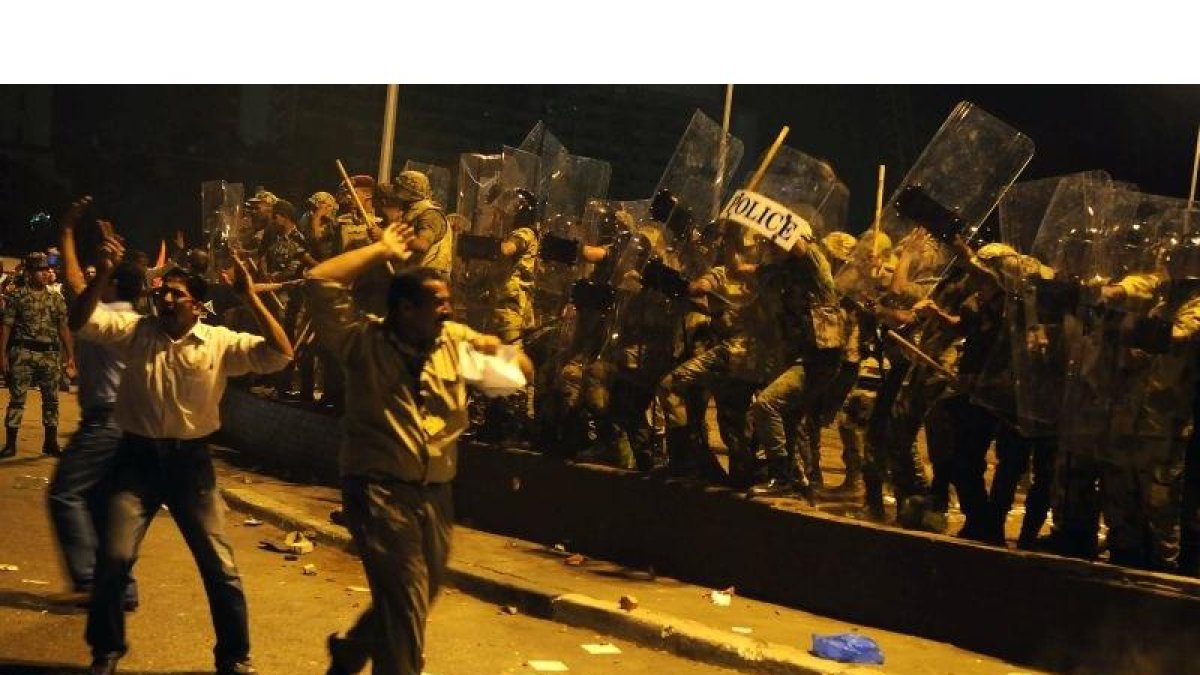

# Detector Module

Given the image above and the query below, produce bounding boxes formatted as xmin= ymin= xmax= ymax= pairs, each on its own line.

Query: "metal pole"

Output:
xmin=378 ymin=84 xmax=400 ymax=184
xmin=714 ymin=84 xmax=734 ymax=216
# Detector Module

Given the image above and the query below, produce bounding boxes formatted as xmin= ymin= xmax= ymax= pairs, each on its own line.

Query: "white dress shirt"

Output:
xmin=77 ymin=304 xmax=291 ymax=439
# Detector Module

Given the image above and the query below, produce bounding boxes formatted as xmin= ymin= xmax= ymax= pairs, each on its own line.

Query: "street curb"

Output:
xmin=219 ymin=485 xmax=871 ymax=675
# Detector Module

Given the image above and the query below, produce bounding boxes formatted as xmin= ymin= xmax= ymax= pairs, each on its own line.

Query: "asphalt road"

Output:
xmin=0 ymin=390 xmax=738 ymax=674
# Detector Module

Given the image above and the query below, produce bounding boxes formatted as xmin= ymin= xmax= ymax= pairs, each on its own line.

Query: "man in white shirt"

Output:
xmin=72 ymin=230 xmax=293 ymax=675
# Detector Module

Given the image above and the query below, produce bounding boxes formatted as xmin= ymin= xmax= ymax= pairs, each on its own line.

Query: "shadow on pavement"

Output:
xmin=0 ymin=589 xmax=86 ymax=616
xmin=0 ymin=661 xmax=210 ymax=675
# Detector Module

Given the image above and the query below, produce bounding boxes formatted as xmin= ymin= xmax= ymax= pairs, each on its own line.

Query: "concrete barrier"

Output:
xmin=218 ymin=387 xmax=1200 ymax=674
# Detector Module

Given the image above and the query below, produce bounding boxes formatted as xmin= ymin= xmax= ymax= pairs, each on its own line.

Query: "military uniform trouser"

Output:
xmin=751 ymin=351 xmax=842 ymax=483
xmin=1180 ymin=434 xmax=1200 ymax=576
xmin=989 ymin=431 xmax=1057 ymax=542
xmin=940 ymin=395 xmax=1001 ymax=530
xmin=1049 ymin=442 xmax=1105 ymax=558
xmin=5 ymin=346 xmax=61 ymax=429
xmin=862 ymin=361 xmax=906 ymax=499
xmin=835 ymin=385 xmax=875 ymax=482
xmin=337 ymin=478 xmax=453 ymax=675
xmin=657 ymin=342 xmax=757 ymax=481
xmin=1101 ymin=436 xmax=1186 ymax=571
xmin=790 ymin=359 xmax=864 ymax=485
xmin=605 ymin=374 xmax=661 ymax=471
xmin=272 ymin=292 xmax=304 ymax=391
xmin=863 ymin=361 xmax=938 ymax=503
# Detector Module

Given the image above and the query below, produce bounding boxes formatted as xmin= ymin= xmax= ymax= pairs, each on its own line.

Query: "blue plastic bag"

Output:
xmin=811 ymin=633 xmax=885 ymax=665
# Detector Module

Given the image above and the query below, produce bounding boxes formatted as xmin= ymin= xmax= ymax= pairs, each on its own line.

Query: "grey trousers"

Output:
xmin=337 ymin=478 xmax=453 ymax=675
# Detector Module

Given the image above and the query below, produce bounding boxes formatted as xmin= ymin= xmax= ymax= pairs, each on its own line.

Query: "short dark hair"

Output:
xmin=161 ymin=267 xmax=209 ymax=302
xmin=113 ymin=262 xmax=146 ymax=302
xmin=387 ymin=267 xmax=446 ymax=313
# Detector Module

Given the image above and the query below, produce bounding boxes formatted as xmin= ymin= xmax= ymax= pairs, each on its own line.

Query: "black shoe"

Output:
xmin=217 ymin=658 xmax=257 ymax=675
xmin=748 ymin=477 xmax=796 ymax=497
xmin=122 ymin=599 xmax=139 ymax=612
xmin=794 ymin=482 xmax=817 ymax=507
xmin=2 ymin=426 xmax=17 ymax=458
xmin=42 ymin=425 xmax=60 ymax=455
xmin=326 ymin=633 xmax=368 ymax=675
xmin=90 ymin=654 xmax=121 ymax=675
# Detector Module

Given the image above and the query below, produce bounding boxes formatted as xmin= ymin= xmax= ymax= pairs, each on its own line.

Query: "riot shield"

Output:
xmin=533 ymin=200 xmax=652 ymax=373
xmin=401 ymin=160 xmax=452 ymax=207
xmin=966 ymin=175 xmax=1074 ymax=425
xmin=518 ymin=121 xmax=567 ymax=205
xmin=835 ymin=101 xmax=1035 ymax=304
xmin=720 ymin=145 xmax=844 ymax=253
xmin=200 ymin=180 xmax=244 ymax=280
xmin=711 ymin=145 xmax=849 ymax=374
xmin=986 ymin=171 xmax=1112 ymax=436
xmin=1100 ymin=198 xmax=1199 ymax=452
xmin=1058 ymin=189 xmax=1185 ymax=448
xmin=652 ymin=109 xmax=745 ymax=270
xmin=451 ymin=147 xmax=541 ymax=333
xmin=534 ymin=155 xmax=613 ymax=326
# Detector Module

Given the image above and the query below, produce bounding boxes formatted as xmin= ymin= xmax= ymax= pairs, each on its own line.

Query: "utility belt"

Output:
xmin=9 ymin=338 xmax=59 ymax=353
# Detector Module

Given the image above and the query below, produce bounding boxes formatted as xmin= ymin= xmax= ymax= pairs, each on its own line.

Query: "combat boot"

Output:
xmin=0 ymin=427 xmax=17 ymax=458
xmin=749 ymin=458 xmax=797 ymax=498
xmin=858 ymin=474 xmax=886 ymax=522
xmin=43 ymin=425 xmax=62 ymax=457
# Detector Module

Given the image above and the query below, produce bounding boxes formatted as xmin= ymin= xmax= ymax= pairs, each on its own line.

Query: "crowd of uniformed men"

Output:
xmin=5 ymin=108 xmax=1200 ymax=642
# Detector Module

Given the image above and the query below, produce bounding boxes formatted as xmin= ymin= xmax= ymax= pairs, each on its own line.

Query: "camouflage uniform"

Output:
xmin=598 ymin=281 xmax=688 ymax=470
xmin=487 ymin=227 xmax=538 ymax=343
xmin=395 ymin=170 xmax=454 ymax=279
xmin=1050 ymin=272 xmax=1163 ymax=559
xmin=1099 ymin=288 xmax=1200 ymax=570
xmin=861 ymin=271 xmax=969 ymax=520
xmin=4 ymin=284 xmax=67 ymax=429
xmin=261 ymin=224 xmax=311 ymax=392
xmin=749 ymin=245 xmax=846 ymax=494
xmin=656 ymin=265 xmax=759 ymax=483
xmin=471 ymin=227 xmax=539 ymax=446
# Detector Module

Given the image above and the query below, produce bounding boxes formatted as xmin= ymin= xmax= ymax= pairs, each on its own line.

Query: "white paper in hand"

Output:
xmin=457 ymin=342 xmax=526 ymax=398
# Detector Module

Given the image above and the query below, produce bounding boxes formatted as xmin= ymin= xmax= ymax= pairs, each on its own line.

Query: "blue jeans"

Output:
xmin=47 ymin=408 xmax=137 ymax=604
xmin=86 ymin=435 xmax=250 ymax=666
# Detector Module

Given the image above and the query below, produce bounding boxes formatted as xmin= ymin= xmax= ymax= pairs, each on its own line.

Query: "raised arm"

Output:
xmin=231 ymin=253 xmax=293 ymax=360
xmin=59 ymin=196 xmax=93 ymax=296
xmin=307 ymin=222 xmax=414 ymax=284
xmin=69 ymin=228 xmax=125 ymax=332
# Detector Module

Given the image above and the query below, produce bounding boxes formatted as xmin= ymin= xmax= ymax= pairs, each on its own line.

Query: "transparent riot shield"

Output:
xmin=534 ymin=154 xmax=613 ymax=326
xmin=966 ymin=175 xmax=1072 ymax=425
xmin=452 ymin=147 xmax=541 ymax=332
xmin=518 ymin=121 xmax=567 ymax=206
xmin=720 ymin=145 xmax=844 ymax=252
xmin=987 ymin=171 xmax=1112 ymax=436
xmin=534 ymin=200 xmax=652 ymax=371
xmin=401 ymin=160 xmax=452 ymax=207
xmin=1101 ymin=199 xmax=1199 ymax=456
xmin=836 ymin=101 xmax=1035 ymax=304
xmin=1058 ymin=189 xmax=1185 ymax=449
xmin=200 ymin=180 xmax=244 ymax=280
xmin=651 ymin=109 xmax=745 ymax=270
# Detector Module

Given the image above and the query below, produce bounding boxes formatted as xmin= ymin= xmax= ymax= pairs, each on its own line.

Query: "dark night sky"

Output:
xmin=2 ymin=84 xmax=1198 ymax=255
xmin=733 ymin=84 xmax=1200 ymax=229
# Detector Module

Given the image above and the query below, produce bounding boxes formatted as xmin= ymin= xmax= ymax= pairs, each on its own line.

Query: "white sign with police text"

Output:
xmin=720 ymin=190 xmax=813 ymax=251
